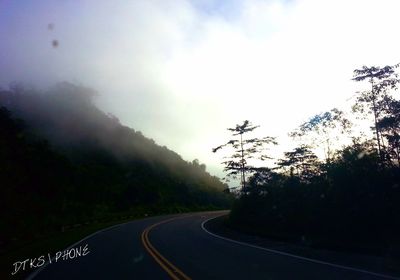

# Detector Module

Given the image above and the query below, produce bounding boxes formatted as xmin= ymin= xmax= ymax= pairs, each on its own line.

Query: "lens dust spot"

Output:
xmin=52 ymin=40 xmax=59 ymax=48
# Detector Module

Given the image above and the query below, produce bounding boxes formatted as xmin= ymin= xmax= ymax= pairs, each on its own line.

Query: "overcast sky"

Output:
xmin=1 ymin=0 xmax=400 ymax=180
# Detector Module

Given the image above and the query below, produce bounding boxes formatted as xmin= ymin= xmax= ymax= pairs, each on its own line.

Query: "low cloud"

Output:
xmin=1 ymin=0 xmax=400 ymax=179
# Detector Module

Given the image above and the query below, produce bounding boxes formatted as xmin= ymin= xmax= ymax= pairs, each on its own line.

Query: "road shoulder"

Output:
xmin=204 ymin=214 xmax=400 ymax=279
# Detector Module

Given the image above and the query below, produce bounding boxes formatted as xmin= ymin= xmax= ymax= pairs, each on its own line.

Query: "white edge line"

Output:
xmin=25 ymin=221 xmax=131 ymax=280
xmin=201 ymin=215 xmax=400 ymax=280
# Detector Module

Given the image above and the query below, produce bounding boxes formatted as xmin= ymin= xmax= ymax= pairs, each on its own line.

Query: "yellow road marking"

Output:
xmin=141 ymin=216 xmax=192 ymax=280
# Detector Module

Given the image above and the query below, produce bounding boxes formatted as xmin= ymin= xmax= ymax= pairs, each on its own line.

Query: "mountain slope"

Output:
xmin=0 ymin=82 xmax=231 ymax=254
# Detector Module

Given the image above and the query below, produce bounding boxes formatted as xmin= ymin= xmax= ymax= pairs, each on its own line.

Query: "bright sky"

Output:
xmin=1 ymin=0 xmax=400 ymax=180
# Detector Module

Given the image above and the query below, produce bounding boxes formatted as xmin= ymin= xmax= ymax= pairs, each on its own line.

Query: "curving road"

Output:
xmin=28 ymin=211 xmax=399 ymax=280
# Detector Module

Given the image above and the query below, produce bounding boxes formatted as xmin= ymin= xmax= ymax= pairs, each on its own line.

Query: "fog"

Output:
xmin=1 ymin=0 xmax=400 ymax=179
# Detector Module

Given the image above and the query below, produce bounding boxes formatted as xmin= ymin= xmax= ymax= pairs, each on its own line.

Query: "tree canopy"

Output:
xmin=212 ymin=120 xmax=277 ymax=191
xmin=227 ymin=63 xmax=400 ymax=263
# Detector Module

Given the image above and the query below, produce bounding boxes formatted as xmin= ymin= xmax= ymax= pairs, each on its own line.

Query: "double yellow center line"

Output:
xmin=141 ymin=217 xmax=192 ymax=280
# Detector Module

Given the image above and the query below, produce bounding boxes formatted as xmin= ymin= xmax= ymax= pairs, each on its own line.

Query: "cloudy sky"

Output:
xmin=1 ymin=0 xmax=400 ymax=179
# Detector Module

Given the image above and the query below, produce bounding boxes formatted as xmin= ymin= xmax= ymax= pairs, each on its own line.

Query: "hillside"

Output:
xmin=0 ymin=82 xmax=231 ymax=255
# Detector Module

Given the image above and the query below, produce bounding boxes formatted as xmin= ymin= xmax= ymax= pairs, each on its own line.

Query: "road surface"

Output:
xmin=28 ymin=211 xmax=399 ymax=280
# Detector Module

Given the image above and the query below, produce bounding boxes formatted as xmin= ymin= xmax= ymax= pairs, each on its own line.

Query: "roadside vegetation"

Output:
xmin=222 ymin=64 xmax=400 ymax=263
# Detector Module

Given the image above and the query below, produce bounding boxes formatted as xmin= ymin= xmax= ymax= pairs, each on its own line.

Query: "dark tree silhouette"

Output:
xmin=212 ymin=120 xmax=277 ymax=191
xmin=352 ymin=64 xmax=400 ymax=162
xmin=227 ymin=62 xmax=400 ymax=263
xmin=277 ymin=145 xmax=319 ymax=181
xmin=290 ymin=108 xmax=352 ymax=162
xmin=377 ymin=97 xmax=400 ymax=164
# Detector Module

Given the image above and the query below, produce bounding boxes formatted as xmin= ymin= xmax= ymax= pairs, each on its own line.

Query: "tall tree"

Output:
xmin=212 ymin=120 xmax=277 ymax=190
xmin=352 ymin=64 xmax=400 ymax=162
xmin=377 ymin=97 xmax=400 ymax=165
xmin=277 ymin=145 xmax=319 ymax=181
xmin=290 ymin=108 xmax=352 ymax=163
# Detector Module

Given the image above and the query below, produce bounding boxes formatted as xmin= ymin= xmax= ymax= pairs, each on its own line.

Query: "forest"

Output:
xmin=0 ymin=82 xmax=232 ymax=259
xmin=2 ymin=63 xmax=400 ymax=276
xmin=224 ymin=64 xmax=400 ymax=260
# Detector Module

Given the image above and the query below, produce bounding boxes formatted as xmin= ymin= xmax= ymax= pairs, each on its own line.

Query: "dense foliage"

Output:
xmin=230 ymin=143 xmax=400 ymax=255
xmin=228 ymin=64 xmax=400 ymax=257
xmin=0 ymin=83 xmax=231 ymax=253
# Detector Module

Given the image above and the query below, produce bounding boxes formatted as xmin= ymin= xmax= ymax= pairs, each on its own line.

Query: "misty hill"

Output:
xmin=1 ymin=83 xmax=198 ymax=169
xmin=0 ymin=82 xmax=231 ymax=252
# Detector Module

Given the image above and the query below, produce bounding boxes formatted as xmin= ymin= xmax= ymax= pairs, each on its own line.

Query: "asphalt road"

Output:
xmin=27 ymin=211 xmax=399 ymax=280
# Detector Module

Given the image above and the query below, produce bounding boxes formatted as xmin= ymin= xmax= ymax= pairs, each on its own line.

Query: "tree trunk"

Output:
xmin=240 ymin=133 xmax=245 ymax=190
xmin=371 ymin=86 xmax=383 ymax=162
